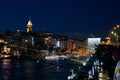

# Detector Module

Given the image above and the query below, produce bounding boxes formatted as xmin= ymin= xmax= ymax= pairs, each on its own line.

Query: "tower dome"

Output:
xmin=26 ymin=18 xmax=33 ymax=33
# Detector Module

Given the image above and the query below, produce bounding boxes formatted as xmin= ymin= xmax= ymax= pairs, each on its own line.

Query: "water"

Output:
xmin=0 ymin=58 xmax=80 ymax=80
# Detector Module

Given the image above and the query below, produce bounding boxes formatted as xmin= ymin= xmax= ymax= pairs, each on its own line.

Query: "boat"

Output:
xmin=45 ymin=55 xmax=68 ymax=61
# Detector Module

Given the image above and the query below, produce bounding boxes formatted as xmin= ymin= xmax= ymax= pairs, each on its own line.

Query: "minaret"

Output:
xmin=26 ymin=18 xmax=33 ymax=33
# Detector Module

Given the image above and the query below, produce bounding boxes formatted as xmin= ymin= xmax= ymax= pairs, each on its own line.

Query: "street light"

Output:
xmin=111 ymin=31 xmax=114 ymax=35
xmin=110 ymin=30 xmax=115 ymax=44
xmin=111 ymin=25 xmax=119 ymax=44
xmin=117 ymin=25 xmax=120 ymax=28
xmin=115 ymin=25 xmax=119 ymax=43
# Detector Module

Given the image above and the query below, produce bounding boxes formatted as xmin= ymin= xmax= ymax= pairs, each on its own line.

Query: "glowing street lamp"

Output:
xmin=117 ymin=25 xmax=120 ymax=28
xmin=112 ymin=25 xmax=119 ymax=44
xmin=111 ymin=31 xmax=114 ymax=35
xmin=116 ymin=25 xmax=119 ymax=43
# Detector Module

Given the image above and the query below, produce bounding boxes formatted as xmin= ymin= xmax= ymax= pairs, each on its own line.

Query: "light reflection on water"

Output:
xmin=0 ymin=58 xmax=79 ymax=80
xmin=1 ymin=59 xmax=11 ymax=80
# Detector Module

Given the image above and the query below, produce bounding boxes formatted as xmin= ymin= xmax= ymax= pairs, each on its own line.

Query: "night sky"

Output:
xmin=0 ymin=0 xmax=120 ymax=38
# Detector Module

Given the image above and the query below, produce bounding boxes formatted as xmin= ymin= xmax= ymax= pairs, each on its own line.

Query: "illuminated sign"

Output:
xmin=56 ymin=41 xmax=60 ymax=47
xmin=88 ymin=38 xmax=101 ymax=54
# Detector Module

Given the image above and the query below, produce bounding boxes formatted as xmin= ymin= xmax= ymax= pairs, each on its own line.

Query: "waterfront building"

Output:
xmin=0 ymin=18 xmax=91 ymax=57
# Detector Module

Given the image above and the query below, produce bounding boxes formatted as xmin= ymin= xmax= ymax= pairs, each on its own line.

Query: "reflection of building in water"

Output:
xmin=1 ymin=59 xmax=11 ymax=80
xmin=3 ymin=59 xmax=11 ymax=65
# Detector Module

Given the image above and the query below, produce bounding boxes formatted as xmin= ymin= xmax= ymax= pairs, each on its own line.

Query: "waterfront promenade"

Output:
xmin=0 ymin=44 xmax=117 ymax=80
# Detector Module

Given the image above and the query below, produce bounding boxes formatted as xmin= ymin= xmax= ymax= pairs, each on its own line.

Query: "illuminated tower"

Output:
xmin=26 ymin=18 xmax=33 ymax=33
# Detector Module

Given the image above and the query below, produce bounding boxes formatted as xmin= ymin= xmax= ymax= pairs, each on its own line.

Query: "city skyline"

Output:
xmin=0 ymin=0 xmax=120 ymax=38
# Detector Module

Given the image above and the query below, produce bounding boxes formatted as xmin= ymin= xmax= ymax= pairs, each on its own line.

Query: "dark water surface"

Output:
xmin=0 ymin=58 xmax=80 ymax=80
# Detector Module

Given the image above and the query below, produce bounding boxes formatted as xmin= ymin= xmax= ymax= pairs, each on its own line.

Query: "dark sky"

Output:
xmin=0 ymin=0 xmax=120 ymax=38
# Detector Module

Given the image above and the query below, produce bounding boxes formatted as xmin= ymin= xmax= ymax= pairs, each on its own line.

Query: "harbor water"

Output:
xmin=0 ymin=57 xmax=81 ymax=80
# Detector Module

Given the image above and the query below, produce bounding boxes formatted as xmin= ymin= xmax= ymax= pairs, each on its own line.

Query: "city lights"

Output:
xmin=110 ymin=24 xmax=119 ymax=44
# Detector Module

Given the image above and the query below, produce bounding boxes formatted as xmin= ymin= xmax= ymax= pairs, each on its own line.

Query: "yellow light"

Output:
xmin=111 ymin=31 xmax=114 ymax=34
xmin=0 ymin=39 xmax=4 ymax=43
xmin=117 ymin=25 xmax=119 ymax=28
xmin=105 ymin=37 xmax=110 ymax=40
